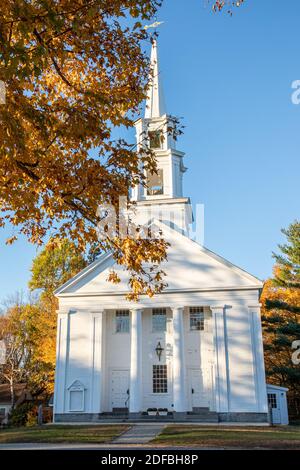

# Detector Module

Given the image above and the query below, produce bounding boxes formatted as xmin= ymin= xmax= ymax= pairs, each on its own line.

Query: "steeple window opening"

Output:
xmin=147 ymin=169 xmax=164 ymax=196
xmin=149 ymin=130 xmax=163 ymax=149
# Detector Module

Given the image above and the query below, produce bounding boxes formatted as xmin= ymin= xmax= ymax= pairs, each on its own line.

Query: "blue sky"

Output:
xmin=0 ymin=0 xmax=299 ymax=302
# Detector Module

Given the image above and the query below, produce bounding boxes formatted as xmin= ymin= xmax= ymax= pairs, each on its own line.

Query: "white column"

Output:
xmin=129 ymin=308 xmax=143 ymax=413
xmin=90 ymin=310 xmax=104 ymax=414
xmin=53 ymin=309 xmax=70 ymax=417
xmin=211 ymin=305 xmax=229 ymax=413
xmin=249 ymin=305 xmax=268 ymax=413
xmin=172 ymin=306 xmax=187 ymax=412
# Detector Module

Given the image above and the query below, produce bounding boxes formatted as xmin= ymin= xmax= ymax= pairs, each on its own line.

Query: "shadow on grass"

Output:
xmin=152 ymin=426 xmax=300 ymax=449
xmin=0 ymin=425 xmax=129 ymax=444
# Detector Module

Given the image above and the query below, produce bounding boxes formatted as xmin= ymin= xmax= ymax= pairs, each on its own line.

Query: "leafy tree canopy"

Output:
xmin=0 ymin=1 xmax=244 ymax=300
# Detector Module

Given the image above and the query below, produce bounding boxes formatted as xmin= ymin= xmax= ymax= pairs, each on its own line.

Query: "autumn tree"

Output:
xmin=0 ymin=1 xmax=245 ymax=300
xmin=210 ymin=0 xmax=245 ymax=14
xmin=28 ymin=238 xmax=88 ymax=394
xmin=261 ymin=221 xmax=300 ymax=413
xmin=29 ymin=238 xmax=87 ymax=304
xmin=0 ymin=239 xmax=87 ymax=402
xmin=0 ymin=300 xmax=43 ymax=406
xmin=0 ymin=0 xmax=169 ymax=300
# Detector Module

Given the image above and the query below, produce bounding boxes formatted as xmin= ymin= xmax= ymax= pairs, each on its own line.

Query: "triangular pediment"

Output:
xmin=55 ymin=220 xmax=262 ymax=296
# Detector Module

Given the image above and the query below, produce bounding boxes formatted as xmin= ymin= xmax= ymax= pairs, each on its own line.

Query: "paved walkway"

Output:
xmin=112 ymin=424 xmax=166 ymax=445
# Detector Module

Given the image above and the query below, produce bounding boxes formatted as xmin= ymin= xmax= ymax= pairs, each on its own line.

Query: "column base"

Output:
xmin=129 ymin=412 xmax=143 ymax=419
xmin=173 ymin=411 xmax=188 ymax=421
xmin=218 ymin=412 xmax=269 ymax=423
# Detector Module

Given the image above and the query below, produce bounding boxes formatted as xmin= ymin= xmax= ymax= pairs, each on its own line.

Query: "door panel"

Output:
xmin=110 ymin=370 xmax=130 ymax=410
xmin=268 ymin=393 xmax=281 ymax=424
xmin=189 ymin=368 xmax=212 ymax=409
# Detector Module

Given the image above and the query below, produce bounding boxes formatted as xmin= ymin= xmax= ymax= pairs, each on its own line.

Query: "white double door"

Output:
xmin=188 ymin=368 xmax=212 ymax=409
xmin=110 ymin=369 xmax=130 ymax=410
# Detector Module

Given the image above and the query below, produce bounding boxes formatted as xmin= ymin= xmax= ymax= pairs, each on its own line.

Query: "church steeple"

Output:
xmin=144 ymin=40 xmax=166 ymax=119
xmin=131 ymin=40 xmax=193 ymax=235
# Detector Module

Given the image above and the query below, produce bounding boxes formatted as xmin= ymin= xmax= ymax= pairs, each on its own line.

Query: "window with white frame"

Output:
xmin=268 ymin=393 xmax=277 ymax=409
xmin=189 ymin=307 xmax=205 ymax=331
xmin=152 ymin=308 xmax=167 ymax=332
xmin=153 ymin=365 xmax=168 ymax=393
xmin=115 ymin=310 xmax=130 ymax=333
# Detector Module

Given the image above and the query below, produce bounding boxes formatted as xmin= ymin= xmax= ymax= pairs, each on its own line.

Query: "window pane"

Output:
xmin=189 ymin=307 xmax=205 ymax=331
xmin=147 ymin=169 xmax=164 ymax=196
xmin=153 ymin=365 xmax=168 ymax=393
xmin=116 ymin=310 xmax=130 ymax=333
xmin=152 ymin=308 xmax=166 ymax=332
xmin=149 ymin=131 xmax=162 ymax=149
xmin=268 ymin=393 xmax=277 ymax=409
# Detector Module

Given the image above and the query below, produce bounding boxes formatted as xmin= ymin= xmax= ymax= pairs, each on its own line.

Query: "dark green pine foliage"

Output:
xmin=262 ymin=221 xmax=300 ymax=412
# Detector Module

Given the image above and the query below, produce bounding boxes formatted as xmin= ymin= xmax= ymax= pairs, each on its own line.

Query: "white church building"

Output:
xmin=53 ymin=42 xmax=269 ymax=423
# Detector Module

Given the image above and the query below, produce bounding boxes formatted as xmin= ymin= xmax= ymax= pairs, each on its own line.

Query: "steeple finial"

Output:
xmin=145 ymin=40 xmax=166 ymax=118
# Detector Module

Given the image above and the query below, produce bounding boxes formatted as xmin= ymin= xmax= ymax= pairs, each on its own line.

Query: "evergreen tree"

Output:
xmin=262 ymin=221 xmax=300 ymax=415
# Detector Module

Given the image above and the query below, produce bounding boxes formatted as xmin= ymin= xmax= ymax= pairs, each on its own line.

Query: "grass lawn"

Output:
xmin=0 ymin=424 xmax=129 ymax=444
xmin=152 ymin=425 xmax=300 ymax=449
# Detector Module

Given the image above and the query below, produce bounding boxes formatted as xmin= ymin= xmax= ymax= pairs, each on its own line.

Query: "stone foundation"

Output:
xmin=218 ymin=412 xmax=269 ymax=423
xmin=54 ymin=413 xmax=100 ymax=423
xmin=55 ymin=411 xmax=269 ymax=424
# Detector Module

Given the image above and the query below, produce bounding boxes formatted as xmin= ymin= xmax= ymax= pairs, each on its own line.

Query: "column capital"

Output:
xmin=56 ymin=308 xmax=72 ymax=317
xmin=248 ymin=304 xmax=262 ymax=309
xmin=130 ymin=307 xmax=143 ymax=313
xmin=210 ymin=305 xmax=225 ymax=313
xmin=170 ymin=306 xmax=184 ymax=312
xmin=91 ymin=309 xmax=105 ymax=316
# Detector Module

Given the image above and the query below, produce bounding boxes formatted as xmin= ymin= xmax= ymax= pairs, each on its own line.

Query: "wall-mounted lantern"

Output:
xmin=155 ymin=341 xmax=164 ymax=362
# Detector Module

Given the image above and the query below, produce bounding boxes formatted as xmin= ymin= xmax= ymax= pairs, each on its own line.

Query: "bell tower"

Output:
xmin=131 ymin=40 xmax=193 ymax=235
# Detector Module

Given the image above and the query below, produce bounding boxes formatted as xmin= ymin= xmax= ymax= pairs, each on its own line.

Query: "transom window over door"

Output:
xmin=152 ymin=308 xmax=166 ymax=332
xmin=115 ymin=310 xmax=130 ymax=333
xmin=189 ymin=307 xmax=205 ymax=331
xmin=147 ymin=169 xmax=164 ymax=196
xmin=153 ymin=365 xmax=168 ymax=393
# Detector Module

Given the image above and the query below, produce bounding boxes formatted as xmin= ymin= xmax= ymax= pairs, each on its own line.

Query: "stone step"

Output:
xmin=96 ymin=411 xmax=219 ymax=423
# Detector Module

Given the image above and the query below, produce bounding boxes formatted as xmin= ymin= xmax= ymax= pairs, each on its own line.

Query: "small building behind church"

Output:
xmin=53 ymin=41 xmax=269 ymax=424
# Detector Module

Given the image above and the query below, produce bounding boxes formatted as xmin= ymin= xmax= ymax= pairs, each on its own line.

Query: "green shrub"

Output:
xmin=9 ymin=403 xmax=36 ymax=427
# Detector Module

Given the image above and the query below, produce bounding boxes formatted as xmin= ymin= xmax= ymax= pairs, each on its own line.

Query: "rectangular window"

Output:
xmin=116 ymin=310 xmax=130 ymax=333
xmin=268 ymin=393 xmax=277 ymax=409
xmin=147 ymin=169 xmax=164 ymax=196
xmin=153 ymin=365 xmax=168 ymax=393
xmin=149 ymin=130 xmax=163 ymax=149
xmin=152 ymin=308 xmax=167 ymax=332
xmin=190 ymin=307 xmax=205 ymax=331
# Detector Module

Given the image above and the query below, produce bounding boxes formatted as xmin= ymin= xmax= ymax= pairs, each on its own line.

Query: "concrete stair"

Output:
xmin=187 ymin=407 xmax=219 ymax=423
xmin=97 ymin=408 xmax=219 ymax=423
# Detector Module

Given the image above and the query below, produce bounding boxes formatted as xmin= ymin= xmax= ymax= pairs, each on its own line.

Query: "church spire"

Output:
xmin=145 ymin=40 xmax=166 ymax=118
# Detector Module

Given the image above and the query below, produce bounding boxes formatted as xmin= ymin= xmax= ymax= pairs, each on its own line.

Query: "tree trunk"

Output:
xmin=9 ymin=378 xmax=15 ymax=409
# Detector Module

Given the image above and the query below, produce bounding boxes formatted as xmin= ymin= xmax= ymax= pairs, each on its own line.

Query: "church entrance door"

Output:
xmin=110 ymin=369 xmax=130 ymax=411
xmin=188 ymin=368 xmax=211 ymax=410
